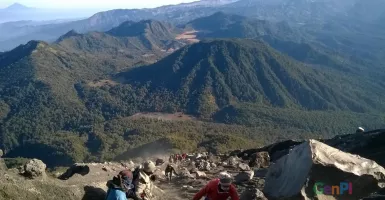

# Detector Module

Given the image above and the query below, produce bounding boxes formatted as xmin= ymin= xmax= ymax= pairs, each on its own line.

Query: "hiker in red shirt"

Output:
xmin=176 ymin=154 xmax=181 ymax=162
xmin=181 ymin=153 xmax=187 ymax=161
xmin=193 ymin=172 xmax=239 ymax=200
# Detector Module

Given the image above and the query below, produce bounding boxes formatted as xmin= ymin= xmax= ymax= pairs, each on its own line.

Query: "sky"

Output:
xmin=0 ymin=0 xmax=198 ymax=9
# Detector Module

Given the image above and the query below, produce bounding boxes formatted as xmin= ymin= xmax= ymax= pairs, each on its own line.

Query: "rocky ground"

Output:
xmin=1 ymin=129 xmax=385 ymax=200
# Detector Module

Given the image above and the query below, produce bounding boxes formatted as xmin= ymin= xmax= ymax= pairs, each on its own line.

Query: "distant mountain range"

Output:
xmin=2 ymin=0 xmax=385 ymax=52
xmin=0 ymin=3 xmax=100 ymax=24
xmin=2 ymin=3 xmax=33 ymax=10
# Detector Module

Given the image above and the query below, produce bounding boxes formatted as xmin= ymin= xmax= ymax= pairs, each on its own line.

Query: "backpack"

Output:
xmin=127 ymin=167 xmax=140 ymax=198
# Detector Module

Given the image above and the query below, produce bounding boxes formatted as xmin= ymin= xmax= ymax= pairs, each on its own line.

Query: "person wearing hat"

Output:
xmin=106 ymin=170 xmax=134 ymax=200
xmin=131 ymin=161 xmax=156 ymax=200
xmin=193 ymin=172 xmax=239 ymax=200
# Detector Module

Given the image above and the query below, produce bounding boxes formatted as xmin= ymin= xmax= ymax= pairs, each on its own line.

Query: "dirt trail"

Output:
xmin=176 ymin=31 xmax=200 ymax=43
xmin=87 ymin=79 xmax=118 ymax=87
xmin=129 ymin=112 xmax=197 ymax=121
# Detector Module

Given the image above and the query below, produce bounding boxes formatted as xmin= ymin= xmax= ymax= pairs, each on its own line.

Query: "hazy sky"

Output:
xmin=0 ymin=0 xmax=198 ymax=9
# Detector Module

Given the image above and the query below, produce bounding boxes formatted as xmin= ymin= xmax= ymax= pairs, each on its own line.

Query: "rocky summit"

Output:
xmin=0 ymin=129 xmax=385 ymax=199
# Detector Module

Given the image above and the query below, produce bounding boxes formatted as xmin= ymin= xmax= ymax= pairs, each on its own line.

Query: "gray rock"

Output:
xmin=59 ymin=164 xmax=90 ymax=180
xmin=23 ymin=159 xmax=46 ymax=179
xmin=153 ymin=169 xmax=166 ymax=181
xmin=0 ymin=149 xmax=5 ymax=170
xmin=249 ymin=152 xmax=270 ymax=168
xmin=229 ymin=149 xmax=242 ymax=157
xmin=254 ymin=168 xmax=268 ymax=178
xmin=195 ymin=171 xmax=207 ymax=178
xmin=211 ymin=162 xmax=217 ymax=168
xmin=239 ymin=140 xmax=302 ymax=162
xmin=264 ymin=140 xmax=385 ymax=200
xmin=155 ymin=158 xmax=164 ymax=166
xmin=238 ymin=163 xmax=251 ymax=171
xmin=180 ymin=168 xmax=194 ymax=179
xmin=235 ymin=171 xmax=254 ymax=182
xmin=190 ymin=167 xmax=198 ymax=173
xmin=227 ymin=156 xmax=239 ymax=166
xmin=240 ymin=188 xmax=267 ymax=200
xmin=0 ymin=158 xmax=6 ymax=171
xmin=128 ymin=160 xmax=135 ymax=166
xmin=203 ymin=161 xmax=211 ymax=171
xmin=324 ymin=129 xmax=385 ymax=166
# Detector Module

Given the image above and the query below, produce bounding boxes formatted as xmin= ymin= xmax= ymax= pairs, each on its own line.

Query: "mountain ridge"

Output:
xmin=116 ymin=38 xmax=385 ymax=117
xmin=1 ymin=0 xmax=385 ymax=52
xmin=4 ymin=3 xmax=33 ymax=10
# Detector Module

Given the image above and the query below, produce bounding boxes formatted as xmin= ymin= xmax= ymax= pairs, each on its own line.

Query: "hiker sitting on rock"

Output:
xmin=106 ymin=170 xmax=134 ymax=200
xmin=165 ymin=164 xmax=178 ymax=181
xmin=129 ymin=161 xmax=157 ymax=200
xmin=193 ymin=172 xmax=239 ymax=200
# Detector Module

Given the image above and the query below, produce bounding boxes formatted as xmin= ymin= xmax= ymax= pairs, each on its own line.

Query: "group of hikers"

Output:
xmin=106 ymin=159 xmax=240 ymax=200
xmin=106 ymin=161 xmax=157 ymax=200
xmin=168 ymin=153 xmax=187 ymax=163
xmin=106 ymin=127 xmax=368 ymax=200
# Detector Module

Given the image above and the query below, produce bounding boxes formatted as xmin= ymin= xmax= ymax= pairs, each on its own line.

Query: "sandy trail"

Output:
xmin=175 ymin=31 xmax=200 ymax=43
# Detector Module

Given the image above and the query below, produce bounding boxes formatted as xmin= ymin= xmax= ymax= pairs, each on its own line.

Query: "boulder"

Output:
xmin=0 ymin=159 xmax=6 ymax=171
xmin=153 ymin=169 xmax=166 ymax=181
xmin=190 ymin=167 xmax=198 ymax=173
xmin=240 ymin=188 xmax=267 ymax=200
xmin=229 ymin=149 xmax=243 ymax=157
xmin=182 ymin=185 xmax=194 ymax=191
xmin=254 ymin=168 xmax=268 ymax=178
xmin=324 ymin=129 xmax=385 ymax=166
xmin=188 ymin=161 xmax=196 ymax=171
xmin=23 ymin=159 xmax=46 ymax=179
xmin=128 ymin=160 xmax=135 ymax=166
xmin=195 ymin=171 xmax=207 ymax=178
xmin=59 ymin=164 xmax=90 ymax=180
xmin=241 ymin=154 xmax=249 ymax=161
xmin=227 ymin=156 xmax=239 ymax=167
xmin=211 ymin=162 xmax=217 ymax=168
xmin=238 ymin=163 xmax=251 ymax=171
xmin=196 ymin=160 xmax=211 ymax=171
xmin=249 ymin=152 xmax=270 ymax=168
xmin=180 ymin=168 xmax=194 ymax=179
xmin=203 ymin=161 xmax=211 ymax=171
xmin=235 ymin=171 xmax=254 ymax=182
xmin=207 ymin=154 xmax=218 ymax=163
xmin=155 ymin=158 xmax=164 ymax=166
xmin=151 ymin=185 xmax=166 ymax=200
xmin=0 ymin=149 xmax=5 ymax=170
xmin=196 ymin=160 xmax=204 ymax=170
xmin=238 ymin=140 xmax=303 ymax=161
xmin=264 ymin=140 xmax=385 ymax=200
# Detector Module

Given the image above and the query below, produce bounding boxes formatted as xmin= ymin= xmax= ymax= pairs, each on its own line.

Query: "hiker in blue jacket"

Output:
xmin=106 ymin=170 xmax=134 ymax=200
